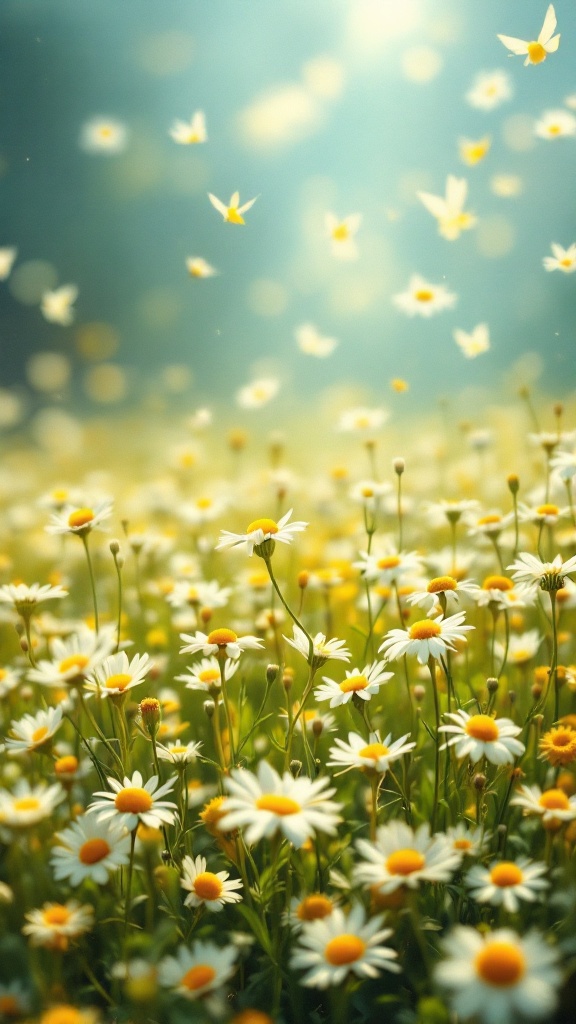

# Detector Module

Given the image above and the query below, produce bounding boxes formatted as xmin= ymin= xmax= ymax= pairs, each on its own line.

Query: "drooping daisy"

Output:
xmin=170 ymin=110 xmax=206 ymax=144
xmin=186 ymin=257 xmax=217 ymax=278
xmin=236 ymin=377 xmax=279 ymax=408
xmin=295 ymin=323 xmax=338 ymax=358
xmin=179 ymin=627 xmax=263 ymax=660
xmin=508 ymin=552 xmax=576 ymax=591
xmin=216 ymin=509 xmax=307 ymax=557
xmin=0 ymin=779 xmax=64 ymax=828
xmin=466 ymin=70 xmax=512 ymax=111
xmin=439 ymin=709 xmax=525 ymax=765
xmin=417 ymin=175 xmax=477 ymax=241
xmin=180 ymin=854 xmax=243 ymax=913
xmin=453 ymin=323 xmax=490 ymax=358
xmin=379 ymin=611 xmax=474 ymax=665
xmin=498 ymin=5 xmax=560 ymax=65
xmin=535 ymin=109 xmax=576 ymax=139
xmin=314 ymin=661 xmax=393 ymax=707
xmin=0 ymin=247 xmax=17 ymax=280
xmin=208 ymin=191 xmax=258 ymax=225
xmin=5 ymin=705 xmax=63 ymax=755
xmin=158 ymin=941 xmax=237 ymax=999
xmin=22 ymin=900 xmax=94 ymax=948
xmin=393 ymin=274 xmax=457 ymax=317
xmin=283 ymin=625 xmax=351 ymax=667
xmin=84 ymin=650 xmax=151 ymax=698
xmin=325 ymin=212 xmax=361 ymax=260
xmin=465 ymin=858 xmax=548 ymax=912
xmin=543 ymin=243 xmax=576 ymax=273
xmin=40 ymin=285 xmax=78 ymax=326
xmin=45 ymin=499 xmax=113 ymax=537
xmin=510 ymin=783 xmax=576 ymax=825
xmin=88 ymin=771 xmax=178 ymax=831
xmin=218 ymin=760 xmax=342 ymax=848
xmin=156 ymin=740 xmax=203 ymax=765
xmin=290 ymin=904 xmax=398 ymax=988
xmin=435 ymin=926 xmax=561 ymax=1024
xmin=0 ymin=582 xmax=67 ymax=617
xmin=458 ymin=136 xmax=491 ymax=166
xmin=355 ymin=821 xmax=462 ymax=894
xmin=327 ymin=730 xmax=416 ymax=774
xmin=79 ymin=116 xmax=127 ymax=153
xmin=50 ymin=811 xmax=131 ymax=886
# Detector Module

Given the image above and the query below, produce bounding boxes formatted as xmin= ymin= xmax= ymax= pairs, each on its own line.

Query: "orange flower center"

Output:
xmin=474 ymin=941 xmax=526 ymax=986
xmin=339 ymin=674 xmax=368 ymax=693
xmin=536 ymin=503 xmax=559 ymax=516
xmin=67 ymin=508 xmax=95 ymax=529
xmin=324 ymin=934 xmax=366 ymax=965
xmin=409 ymin=619 xmax=441 ymax=640
xmin=527 ymin=41 xmax=547 ymax=64
xmin=105 ymin=673 xmax=132 ymax=691
xmin=539 ymin=789 xmax=570 ymax=811
xmin=193 ymin=872 xmax=224 ymax=901
xmin=55 ymin=755 xmax=78 ymax=775
xmin=43 ymin=905 xmax=70 ymax=925
xmin=207 ymin=628 xmax=237 ymax=646
xmin=246 ymin=518 xmax=279 ymax=535
xmin=296 ymin=894 xmax=333 ymax=921
xmin=198 ymin=668 xmax=220 ymax=684
xmin=256 ymin=794 xmax=301 ymax=816
xmin=79 ymin=838 xmax=111 ymax=864
xmin=115 ymin=787 xmax=153 ymax=814
xmin=377 ymin=556 xmax=400 ymax=570
xmin=415 ymin=289 xmax=433 ymax=302
xmin=465 ymin=714 xmax=499 ymax=742
xmin=0 ymin=996 xmax=20 ymax=1017
xmin=41 ymin=1006 xmax=83 ymax=1024
xmin=453 ymin=838 xmax=473 ymax=850
xmin=181 ymin=964 xmax=216 ymax=991
xmin=482 ymin=575 xmax=513 ymax=591
xmin=477 ymin=514 xmax=502 ymax=526
xmin=427 ymin=576 xmax=457 ymax=593
xmin=59 ymin=654 xmax=89 ymax=675
xmin=358 ymin=742 xmax=389 ymax=761
xmin=489 ymin=862 xmax=523 ymax=887
xmin=31 ymin=725 xmax=49 ymax=744
xmin=386 ymin=848 xmax=425 ymax=875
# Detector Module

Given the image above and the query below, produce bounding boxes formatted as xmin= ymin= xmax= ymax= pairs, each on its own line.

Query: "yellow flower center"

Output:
xmin=377 ymin=556 xmax=400 ymax=570
xmin=31 ymin=725 xmax=49 ymax=744
xmin=296 ymin=894 xmax=333 ymax=921
xmin=415 ymin=289 xmax=433 ymax=302
xmin=482 ymin=576 xmax=513 ymax=591
xmin=332 ymin=223 xmax=349 ymax=241
xmin=358 ymin=742 xmax=390 ymax=760
xmin=13 ymin=797 xmax=40 ymax=812
xmin=207 ymin=628 xmax=237 ymax=646
xmin=465 ymin=715 xmax=499 ymax=742
xmin=256 ymin=794 xmax=301 ymax=816
xmin=181 ymin=964 xmax=216 ymax=991
xmin=79 ymin=838 xmax=111 ymax=864
xmin=43 ymin=905 xmax=71 ymax=925
xmin=105 ymin=673 xmax=132 ymax=691
xmin=539 ymin=789 xmax=570 ymax=811
xmin=339 ymin=674 xmax=368 ymax=693
xmin=427 ymin=576 xmax=457 ymax=593
xmin=478 ymin=514 xmax=502 ymax=526
xmin=474 ymin=941 xmax=526 ymax=987
xmin=193 ymin=871 xmax=224 ymax=901
xmin=453 ymin=838 xmax=473 ymax=850
xmin=560 ymin=258 xmax=573 ymax=268
xmin=408 ymin=619 xmax=441 ymax=640
xmin=536 ymin=503 xmax=559 ymax=516
xmin=489 ymin=862 xmax=523 ymax=887
xmin=198 ymin=668 xmax=221 ymax=684
xmin=527 ymin=41 xmax=547 ymax=64
xmin=246 ymin=518 xmax=279 ymax=535
xmin=227 ymin=207 xmax=245 ymax=225
xmin=59 ymin=654 xmax=90 ymax=677
xmin=196 ymin=497 xmax=213 ymax=509
xmin=41 ymin=1007 xmax=83 ymax=1024
xmin=67 ymin=508 xmax=95 ymax=529
xmin=386 ymin=848 xmax=425 ymax=876
xmin=115 ymin=787 xmax=153 ymax=814
xmin=548 ymin=124 xmax=561 ymax=135
xmin=324 ymin=934 xmax=366 ymax=965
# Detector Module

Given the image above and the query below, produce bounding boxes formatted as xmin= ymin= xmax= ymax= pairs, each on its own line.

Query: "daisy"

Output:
xmin=166 ymin=579 xmax=232 ymax=611
xmin=218 ymin=760 xmax=342 ymax=848
xmin=468 ymin=511 xmax=514 ymax=539
xmin=84 ymin=650 xmax=151 ymax=698
xmin=180 ymin=854 xmax=243 ymax=913
xmin=40 ymin=285 xmax=78 ymax=326
xmin=393 ymin=274 xmax=457 ymax=317
xmin=325 ymin=212 xmax=361 ymax=260
xmin=535 ymin=109 xmax=576 ymax=139
xmin=435 ymin=926 xmax=561 ymax=1024
xmin=22 ymin=900 xmax=94 ymax=948
xmin=28 ymin=627 xmax=114 ymax=688
xmin=445 ymin=822 xmax=489 ymax=858
xmin=79 ymin=116 xmax=127 ymax=153
xmin=0 ymin=582 xmax=67 ymax=617
xmin=498 ymin=629 xmax=542 ymax=667
xmin=470 ymin=575 xmax=532 ymax=611
xmin=466 ymin=70 xmax=512 ymax=111
xmin=550 ymin=448 xmax=576 ymax=481
xmin=208 ymin=191 xmax=258 ymax=225
xmin=353 ymin=547 xmax=423 ymax=585
xmin=156 ymin=740 xmax=203 ymax=765
xmin=177 ymin=656 xmax=238 ymax=692
xmin=50 ymin=811 xmax=131 ymax=885
xmin=543 ymin=243 xmax=576 ymax=273
xmin=518 ymin=501 xmax=569 ymax=527
xmin=290 ymin=904 xmax=398 ymax=988
xmin=283 ymin=625 xmax=351 ymax=667
xmin=0 ymin=981 xmax=31 ymax=1020
xmin=0 ymin=779 xmax=64 ymax=828
xmin=327 ymin=730 xmax=416 ymax=774
xmin=236 ymin=377 xmax=279 ymax=408
xmin=314 ymin=661 xmax=393 ymax=707
xmin=466 ymin=858 xmax=548 ymax=912
xmin=45 ymin=499 xmax=113 ymax=537
xmin=539 ymin=724 xmax=576 ymax=766
xmin=417 ymin=175 xmax=477 ymax=241
xmin=0 ymin=246 xmax=17 ymax=280
xmin=180 ymin=628 xmax=263 ymax=660
xmin=88 ymin=771 xmax=178 ymax=831
xmin=216 ymin=509 xmax=307 ymax=557
xmin=39 ymin=1005 xmax=100 ymax=1024
xmin=458 ymin=136 xmax=491 ymax=166
xmin=407 ymin=575 xmax=476 ymax=613
xmin=439 ymin=709 xmax=525 ymax=765
xmin=491 ymin=174 xmax=523 ymax=197
xmin=170 ymin=111 xmax=206 ymax=144
xmin=186 ymin=257 xmax=217 ymax=278
xmin=508 ymin=551 xmax=576 ymax=591
xmin=5 ymin=705 xmax=63 ymax=755
xmin=355 ymin=822 xmax=462 ymax=894
xmin=454 ymin=323 xmax=490 ymax=358
xmin=158 ymin=941 xmax=237 ymax=1000
xmin=510 ymin=783 xmax=576 ymax=824
xmin=295 ymin=323 xmax=338 ymax=358
xmin=498 ymin=5 xmax=560 ymax=66
xmin=379 ymin=611 xmax=474 ymax=665
xmin=0 ymin=664 xmax=21 ymax=698
xmin=338 ymin=407 xmax=389 ymax=433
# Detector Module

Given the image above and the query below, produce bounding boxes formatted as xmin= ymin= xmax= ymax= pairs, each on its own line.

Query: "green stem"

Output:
xmin=82 ymin=534 xmax=99 ymax=634
xmin=428 ymin=656 xmax=441 ymax=833
xmin=124 ymin=829 xmax=137 ymax=939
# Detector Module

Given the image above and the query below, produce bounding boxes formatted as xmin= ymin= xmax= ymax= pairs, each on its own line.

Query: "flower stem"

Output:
xmin=81 ymin=534 xmax=99 ymax=634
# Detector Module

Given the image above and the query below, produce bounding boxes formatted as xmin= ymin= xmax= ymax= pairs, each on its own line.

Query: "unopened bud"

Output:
xmin=508 ymin=690 xmax=516 ymax=705
xmin=21 ymin=685 xmax=33 ymax=701
xmin=290 ymin=759 xmax=302 ymax=778
xmin=116 ymin=555 xmax=125 ymax=569
xmin=486 ymin=677 xmax=499 ymax=694
xmin=507 ymin=474 xmax=519 ymax=496
xmin=19 ymin=637 xmax=29 ymax=653
xmin=109 ymin=539 xmax=121 ymax=556
xmin=413 ymin=684 xmax=426 ymax=703
xmin=473 ymin=773 xmax=486 ymax=791
xmin=203 ymin=700 xmax=215 ymax=719
xmin=553 ymin=402 xmax=564 ymax=418
xmin=266 ymin=664 xmax=279 ymax=685
xmin=297 ymin=570 xmax=310 ymax=590
xmin=139 ymin=697 xmax=161 ymax=738
xmin=200 ymin=607 xmax=212 ymax=625
xmin=393 ymin=457 xmax=405 ymax=476
xmin=531 ymin=683 xmax=543 ymax=700
xmin=14 ymin=622 xmax=24 ymax=637
xmin=497 ymin=823 xmax=507 ymax=838
xmin=283 ymin=668 xmax=294 ymax=691
xmin=312 ymin=718 xmax=323 ymax=738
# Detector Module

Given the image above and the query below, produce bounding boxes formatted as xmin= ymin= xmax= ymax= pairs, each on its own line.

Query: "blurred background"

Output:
xmin=0 ymin=0 xmax=575 ymax=424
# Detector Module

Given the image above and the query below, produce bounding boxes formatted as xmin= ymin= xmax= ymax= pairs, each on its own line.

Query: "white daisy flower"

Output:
xmin=0 ymin=247 xmax=17 ymax=280
xmin=550 ymin=448 xmax=576 ymax=481
xmin=0 ymin=665 xmax=21 ymax=698
xmin=466 ymin=70 xmax=512 ymax=111
xmin=0 ymin=779 xmax=64 ymax=828
xmin=158 ymin=941 xmax=237 ymax=999
xmin=470 ymin=575 xmax=533 ymax=611
xmin=445 ymin=822 xmax=490 ymax=858
xmin=176 ymin=656 xmax=238 ymax=693
xmin=156 ymin=740 xmax=203 ymax=765
xmin=45 ymin=499 xmax=113 ymax=537
xmin=170 ymin=110 xmax=206 ymax=144
xmin=186 ymin=257 xmax=217 ymax=278
xmin=543 ymin=242 xmax=576 ymax=273
xmin=0 ymin=582 xmax=67 ymax=617
xmin=295 ymin=323 xmax=338 ymax=358
xmin=218 ymin=760 xmax=342 ymax=848
xmin=355 ymin=821 xmax=462 ymax=894
xmin=393 ymin=274 xmax=457 ymax=317
xmin=454 ymin=323 xmax=490 ymax=358
xmin=179 ymin=627 xmax=263 ymax=660
xmin=379 ymin=611 xmax=474 ymax=665
xmin=180 ymin=854 xmax=243 ymax=913
xmin=50 ymin=811 xmax=131 ymax=886
xmin=40 ymin=285 xmax=78 ymax=326
xmin=406 ymin=575 xmax=477 ymax=613
xmin=166 ymin=579 xmax=232 ymax=612
xmin=325 ymin=212 xmax=362 ymax=260
xmin=466 ymin=858 xmax=548 ymax=912
xmin=535 ymin=109 xmax=576 ymax=139
xmin=208 ymin=191 xmax=258 ymax=225
xmin=439 ymin=709 xmax=525 ymax=765
xmin=510 ymin=783 xmax=576 ymax=824
xmin=22 ymin=900 xmax=94 ymax=947
xmin=79 ymin=116 xmax=127 ymax=153
xmin=84 ymin=650 xmax=151 ymax=698
xmin=28 ymin=626 xmax=115 ymax=688
xmin=468 ymin=511 xmax=514 ymax=539
xmin=496 ymin=629 xmax=542 ymax=667
xmin=314 ymin=661 xmax=393 ymax=707
xmin=508 ymin=551 xmax=576 ymax=591
xmin=88 ymin=771 xmax=178 ymax=831
xmin=458 ymin=136 xmax=491 ymax=166
xmin=518 ymin=501 xmax=570 ymax=527
xmin=236 ymin=377 xmax=279 ymax=408
xmin=435 ymin=926 xmax=561 ymax=1024
xmin=5 ymin=705 xmax=63 ymax=755
xmin=284 ymin=892 xmax=337 ymax=932
xmin=417 ymin=175 xmax=477 ymax=241
xmin=283 ymin=625 xmax=351 ymax=667
xmin=290 ymin=904 xmax=399 ymax=988
xmin=353 ymin=547 xmax=423 ymax=585
xmin=327 ymin=730 xmax=416 ymax=774
xmin=338 ymin=407 xmax=388 ymax=433
xmin=216 ymin=509 xmax=307 ymax=557
xmin=498 ymin=5 xmax=560 ymax=65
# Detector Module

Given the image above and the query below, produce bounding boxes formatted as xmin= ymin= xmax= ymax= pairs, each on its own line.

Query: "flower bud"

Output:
xmin=473 ymin=773 xmax=486 ymax=791
xmin=393 ymin=457 xmax=405 ymax=476
xmin=266 ymin=664 xmax=279 ymax=685
xmin=203 ymin=699 xmax=215 ymax=719
xmin=507 ymin=473 xmax=519 ymax=495
xmin=486 ymin=677 xmax=499 ymax=694
xmin=109 ymin=539 xmax=121 ymax=556
xmin=297 ymin=570 xmax=310 ymax=590
xmin=139 ymin=697 xmax=161 ymax=738
xmin=290 ymin=759 xmax=302 ymax=778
